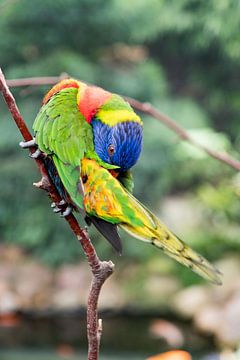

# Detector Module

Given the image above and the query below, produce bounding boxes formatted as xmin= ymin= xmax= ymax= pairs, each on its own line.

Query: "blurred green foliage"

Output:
xmin=1 ymin=0 xmax=240 ymax=282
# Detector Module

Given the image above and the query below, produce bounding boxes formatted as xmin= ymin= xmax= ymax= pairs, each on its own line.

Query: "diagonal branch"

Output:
xmin=0 ymin=67 xmax=114 ymax=360
xmin=6 ymin=75 xmax=240 ymax=172
xmin=125 ymin=97 xmax=240 ymax=171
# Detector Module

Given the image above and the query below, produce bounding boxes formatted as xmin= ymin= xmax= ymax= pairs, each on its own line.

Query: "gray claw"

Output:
xmin=51 ymin=200 xmax=66 ymax=208
xmin=30 ymin=148 xmax=42 ymax=159
xmin=51 ymin=199 xmax=72 ymax=217
xmin=19 ymin=138 xmax=36 ymax=148
xmin=60 ymin=206 xmax=73 ymax=217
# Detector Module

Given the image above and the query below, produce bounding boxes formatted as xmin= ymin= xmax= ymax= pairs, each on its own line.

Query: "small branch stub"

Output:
xmin=97 ymin=319 xmax=103 ymax=343
xmin=33 ymin=176 xmax=52 ymax=191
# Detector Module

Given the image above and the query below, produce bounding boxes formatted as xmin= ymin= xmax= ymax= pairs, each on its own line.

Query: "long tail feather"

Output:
xmin=121 ymin=215 xmax=222 ymax=285
xmin=120 ymin=202 xmax=222 ymax=285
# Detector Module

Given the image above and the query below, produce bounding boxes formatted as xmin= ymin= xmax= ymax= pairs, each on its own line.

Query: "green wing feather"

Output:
xmin=33 ymin=88 xmax=94 ymax=208
xmin=82 ymin=158 xmax=222 ymax=285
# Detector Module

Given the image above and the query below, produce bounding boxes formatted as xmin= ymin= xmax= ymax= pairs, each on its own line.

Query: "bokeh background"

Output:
xmin=1 ymin=0 xmax=240 ymax=359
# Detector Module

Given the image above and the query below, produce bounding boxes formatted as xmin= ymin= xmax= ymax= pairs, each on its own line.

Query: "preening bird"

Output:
xmin=23 ymin=79 xmax=222 ymax=285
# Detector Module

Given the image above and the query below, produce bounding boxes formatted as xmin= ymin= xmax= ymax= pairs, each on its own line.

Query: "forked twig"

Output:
xmin=0 ymin=67 xmax=114 ymax=360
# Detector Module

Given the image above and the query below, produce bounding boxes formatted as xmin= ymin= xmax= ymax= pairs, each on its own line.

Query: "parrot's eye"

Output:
xmin=107 ymin=144 xmax=115 ymax=157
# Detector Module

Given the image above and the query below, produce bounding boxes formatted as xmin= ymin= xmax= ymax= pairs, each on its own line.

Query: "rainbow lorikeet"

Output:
xmin=22 ymin=79 xmax=143 ymax=252
xmin=81 ymin=158 xmax=222 ymax=285
xmin=21 ymin=79 xmax=221 ymax=284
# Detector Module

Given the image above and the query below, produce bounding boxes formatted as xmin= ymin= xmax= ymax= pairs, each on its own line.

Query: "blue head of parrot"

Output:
xmin=91 ymin=119 xmax=143 ymax=171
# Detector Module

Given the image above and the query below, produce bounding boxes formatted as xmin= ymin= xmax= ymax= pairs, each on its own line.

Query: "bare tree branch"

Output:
xmin=6 ymin=75 xmax=240 ymax=172
xmin=125 ymin=97 xmax=240 ymax=171
xmin=6 ymin=73 xmax=69 ymax=88
xmin=0 ymin=67 xmax=114 ymax=360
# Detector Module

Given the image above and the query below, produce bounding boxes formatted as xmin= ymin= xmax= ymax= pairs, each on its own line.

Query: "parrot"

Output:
xmin=21 ymin=78 xmax=143 ymax=253
xmin=81 ymin=158 xmax=222 ymax=285
xmin=20 ymin=78 xmax=222 ymax=285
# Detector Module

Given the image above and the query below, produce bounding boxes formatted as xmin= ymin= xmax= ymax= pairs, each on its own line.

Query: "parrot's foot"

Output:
xmin=30 ymin=148 xmax=42 ymax=159
xmin=61 ymin=206 xmax=73 ymax=217
xmin=19 ymin=138 xmax=36 ymax=149
xmin=19 ymin=138 xmax=43 ymax=159
xmin=51 ymin=200 xmax=73 ymax=217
